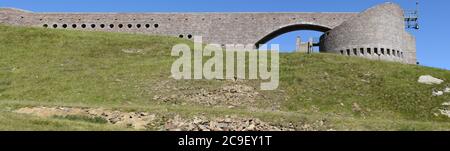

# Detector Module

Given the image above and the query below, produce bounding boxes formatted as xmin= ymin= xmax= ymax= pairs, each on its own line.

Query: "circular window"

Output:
xmin=118 ymin=24 xmax=123 ymax=28
xmin=91 ymin=24 xmax=96 ymax=28
xmin=154 ymin=24 xmax=159 ymax=28
xmin=179 ymin=35 xmax=184 ymax=38
xmin=187 ymin=34 xmax=193 ymax=39
xmin=52 ymin=24 xmax=58 ymax=28
xmin=127 ymin=24 xmax=132 ymax=28
xmin=100 ymin=24 xmax=105 ymax=28
xmin=43 ymin=24 xmax=48 ymax=28
xmin=62 ymin=24 xmax=67 ymax=28
xmin=109 ymin=24 xmax=114 ymax=28
xmin=145 ymin=24 xmax=150 ymax=28
xmin=136 ymin=24 xmax=141 ymax=28
xmin=72 ymin=24 xmax=77 ymax=28
xmin=81 ymin=24 xmax=86 ymax=28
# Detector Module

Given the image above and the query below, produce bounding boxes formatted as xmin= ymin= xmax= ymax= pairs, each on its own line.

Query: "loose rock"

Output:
xmin=418 ymin=75 xmax=444 ymax=85
xmin=433 ymin=91 xmax=444 ymax=96
xmin=444 ymin=87 xmax=450 ymax=93
xmin=439 ymin=109 xmax=450 ymax=118
xmin=352 ymin=103 xmax=362 ymax=113
xmin=164 ymin=115 xmax=294 ymax=131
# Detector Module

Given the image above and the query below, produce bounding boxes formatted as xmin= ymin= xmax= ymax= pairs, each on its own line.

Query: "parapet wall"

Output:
xmin=0 ymin=8 xmax=355 ymax=45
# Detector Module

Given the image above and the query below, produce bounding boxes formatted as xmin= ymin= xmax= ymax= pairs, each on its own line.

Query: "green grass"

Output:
xmin=1 ymin=24 xmax=450 ymax=130
xmin=280 ymin=53 xmax=450 ymax=121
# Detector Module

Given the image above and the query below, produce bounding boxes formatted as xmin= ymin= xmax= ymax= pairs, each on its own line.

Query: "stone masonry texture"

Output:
xmin=0 ymin=2 xmax=416 ymax=64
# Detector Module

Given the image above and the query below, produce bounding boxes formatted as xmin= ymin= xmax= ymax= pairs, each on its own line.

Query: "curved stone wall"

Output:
xmin=319 ymin=3 xmax=416 ymax=64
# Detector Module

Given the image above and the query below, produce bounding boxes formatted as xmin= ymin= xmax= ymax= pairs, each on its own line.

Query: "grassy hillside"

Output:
xmin=1 ymin=25 xmax=450 ymax=130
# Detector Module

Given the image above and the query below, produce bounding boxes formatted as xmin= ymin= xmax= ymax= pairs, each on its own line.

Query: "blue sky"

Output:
xmin=1 ymin=0 xmax=448 ymax=70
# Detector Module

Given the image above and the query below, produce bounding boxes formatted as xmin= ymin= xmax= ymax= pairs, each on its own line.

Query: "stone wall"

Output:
xmin=0 ymin=8 xmax=355 ymax=44
xmin=319 ymin=3 xmax=417 ymax=64
xmin=0 ymin=2 xmax=417 ymax=64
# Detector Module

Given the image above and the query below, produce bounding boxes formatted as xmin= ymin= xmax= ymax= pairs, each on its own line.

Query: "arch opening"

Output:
xmin=255 ymin=24 xmax=331 ymax=49
xmin=256 ymin=24 xmax=331 ymax=52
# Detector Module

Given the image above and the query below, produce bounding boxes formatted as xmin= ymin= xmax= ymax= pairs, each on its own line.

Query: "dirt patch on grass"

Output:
xmin=15 ymin=107 xmax=156 ymax=129
xmin=14 ymin=106 xmax=323 ymax=131
xmin=150 ymin=79 xmax=284 ymax=110
xmin=153 ymin=84 xmax=260 ymax=107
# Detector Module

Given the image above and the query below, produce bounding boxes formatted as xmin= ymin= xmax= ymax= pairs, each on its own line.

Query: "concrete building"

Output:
xmin=296 ymin=36 xmax=313 ymax=53
xmin=0 ymin=2 xmax=416 ymax=64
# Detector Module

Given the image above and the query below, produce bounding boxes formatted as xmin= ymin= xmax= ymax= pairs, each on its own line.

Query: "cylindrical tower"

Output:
xmin=320 ymin=3 xmax=416 ymax=64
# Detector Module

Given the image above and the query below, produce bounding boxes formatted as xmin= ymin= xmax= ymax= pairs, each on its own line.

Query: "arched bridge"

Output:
xmin=0 ymin=3 xmax=417 ymax=64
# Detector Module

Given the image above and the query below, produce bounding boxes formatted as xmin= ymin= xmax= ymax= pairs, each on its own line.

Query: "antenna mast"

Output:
xmin=405 ymin=0 xmax=419 ymax=30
